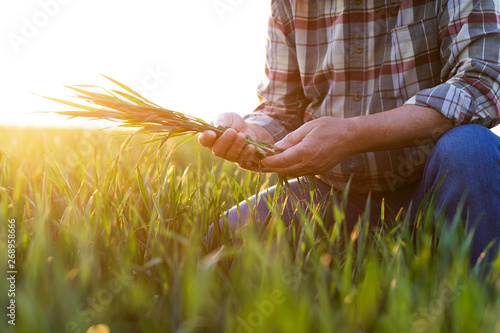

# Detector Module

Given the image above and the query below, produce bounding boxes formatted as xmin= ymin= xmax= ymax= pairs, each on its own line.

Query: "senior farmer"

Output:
xmin=200 ymin=0 xmax=500 ymax=265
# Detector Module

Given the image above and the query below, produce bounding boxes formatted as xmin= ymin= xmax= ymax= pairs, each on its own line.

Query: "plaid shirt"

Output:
xmin=245 ymin=0 xmax=500 ymax=193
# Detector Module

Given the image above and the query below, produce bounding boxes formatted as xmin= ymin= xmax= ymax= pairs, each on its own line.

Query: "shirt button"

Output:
xmin=354 ymin=0 xmax=362 ymax=5
xmin=353 ymin=94 xmax=362 ymax=101
xmin=355 ymin=45 xmax=363 ymax=54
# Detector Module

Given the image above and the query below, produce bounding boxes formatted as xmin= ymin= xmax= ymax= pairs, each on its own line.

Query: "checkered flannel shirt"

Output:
xmin=245 ymin=0 xmax=500 ymax=192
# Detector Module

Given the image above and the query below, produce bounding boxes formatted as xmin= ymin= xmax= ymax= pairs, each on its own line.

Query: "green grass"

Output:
xmin=0 ymin=126 xmax=499 ymax=333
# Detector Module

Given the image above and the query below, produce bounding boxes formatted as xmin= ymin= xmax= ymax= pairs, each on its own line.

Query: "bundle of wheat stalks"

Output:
xmin=45 ymin=75 xmax=281 ymax=159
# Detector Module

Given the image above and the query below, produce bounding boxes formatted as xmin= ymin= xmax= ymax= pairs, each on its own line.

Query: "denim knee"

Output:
xmin=426 ymin=124 xmax=500 ymax=181
xmin=420 ymin=125 xmax=500 ymax=266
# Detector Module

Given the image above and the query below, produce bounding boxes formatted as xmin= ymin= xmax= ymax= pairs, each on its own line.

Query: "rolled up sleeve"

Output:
xmin=244 ymin=0 xmax=309 ymax=142
xmin=405 ymin=0 xmax=500 ymax=128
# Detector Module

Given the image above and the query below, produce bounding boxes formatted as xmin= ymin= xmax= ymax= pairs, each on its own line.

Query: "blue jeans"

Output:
xmin=211 ymin=125 xmax=500 ymax=265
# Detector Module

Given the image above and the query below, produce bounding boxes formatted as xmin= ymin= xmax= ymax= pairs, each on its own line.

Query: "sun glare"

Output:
xmin=1 ymin=0 xmax=271 ymax=127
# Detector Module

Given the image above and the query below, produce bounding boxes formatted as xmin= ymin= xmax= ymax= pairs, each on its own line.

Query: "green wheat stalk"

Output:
xmin=43 ymin=75 xmax=282 ymax=159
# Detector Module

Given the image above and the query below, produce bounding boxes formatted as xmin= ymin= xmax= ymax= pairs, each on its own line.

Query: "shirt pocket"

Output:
xmin=389 ymin=17 xmax=442 ymax=101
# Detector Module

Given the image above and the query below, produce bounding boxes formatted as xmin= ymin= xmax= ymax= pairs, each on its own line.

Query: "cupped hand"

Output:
xmin=198 ymin=112 xmax=263 ymax=171
xmin=260 ymin=117 xmax=354 ymax=177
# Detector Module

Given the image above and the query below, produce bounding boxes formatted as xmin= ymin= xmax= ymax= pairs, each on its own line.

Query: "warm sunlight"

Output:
xmin=1 ymin=0 xmax=270 ymax=127
xmin=2 ymin=2 xmax=500 ymax=332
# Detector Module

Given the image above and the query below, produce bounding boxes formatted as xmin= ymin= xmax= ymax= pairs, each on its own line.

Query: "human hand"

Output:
xmin=260 ymin=117 xmax=354 ymax=177
xmin=198 ymin=112 xmax=270 ymax=171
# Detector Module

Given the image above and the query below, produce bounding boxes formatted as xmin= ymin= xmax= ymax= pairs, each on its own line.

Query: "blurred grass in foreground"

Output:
xmin=0 ymin=126 xmax=499 ymax=333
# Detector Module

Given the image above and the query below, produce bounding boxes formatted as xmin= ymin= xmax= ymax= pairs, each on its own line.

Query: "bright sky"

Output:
xmin=1 ymin=1 xmax=499 ymax=135
xmin=1 ymin=0 xmax=271 ymax=127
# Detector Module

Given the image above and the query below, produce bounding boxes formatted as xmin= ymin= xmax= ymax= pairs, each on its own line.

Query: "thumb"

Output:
xmin=212 ymin=112 xmax=246 ymax=129
xmin=212 ymin=113 xmax=233 ymax=127
xmin=213 ymin=112 xmax=248 ymax=133
xmin=274 ymin=128 xmax=306 ymax=150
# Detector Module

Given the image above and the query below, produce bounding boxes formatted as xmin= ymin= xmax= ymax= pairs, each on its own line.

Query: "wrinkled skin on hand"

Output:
xmin=198 ymin=112 xmax=264 ymax=172
xmin=261 ymin=117 xmax=353 ymax=177
xmin=200 ymin=115 xmax=354 ymax=176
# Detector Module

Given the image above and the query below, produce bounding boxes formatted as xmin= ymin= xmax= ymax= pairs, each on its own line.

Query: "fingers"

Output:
xmin=201 ymin=128 xmax=256 ymax=163
xmin=198 ymin=130 xmax=217 ymax=148
xmin=199 ymin=127 xmax=308 ymax=176
xmin=239 ymin=144 xmax=257 ymax=163
xmin=213 ymin=113 xmax=235 ymax=127
xmin=264 ymin=164 xmax=310 ymax=177
xmin=274 ymin=127 xmax=306 ymax=150
xmin=212 ymin=112 xmax=248 ymax=132
xmin=199 ymin=112 xmax=260 ymax=165
xmin=261 ymin=127 xmax=307 ymax=172
xmin=261 ymin=145 xmax=322 ymax=177
xmin=238 ymin=161 xmax=273 ymax=173
xmin=212 ymin=130 xmax=245 ymax=161
xmin=261 ymin=145 xmax=303 ymax=169
xmin=238 ymin=161 xmax=261 ymax=172
xmin=210 ymin=128 xmax=237 ymax=158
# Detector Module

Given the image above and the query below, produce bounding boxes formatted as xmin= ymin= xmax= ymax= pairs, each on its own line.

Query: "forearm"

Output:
xmin=261 ymin=105 xmax=453 ymax=176
xmin=347 ymin=105 xmax=454 ymax=155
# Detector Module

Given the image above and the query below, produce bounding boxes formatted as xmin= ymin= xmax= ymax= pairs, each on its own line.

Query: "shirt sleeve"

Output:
xmin=244 ymin=0 xmax=309 ymax=142
xmin=404 ymin=0 xmax=500 ymax=128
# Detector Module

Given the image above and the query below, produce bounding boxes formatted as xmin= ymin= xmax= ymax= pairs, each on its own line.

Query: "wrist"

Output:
xmin=246 ymin=122 xmax=276 ymax=145
xmin=339 ymin=116 xmax=365 ymax=156
xmin=345 ymin=105 xmax=454 ymax=154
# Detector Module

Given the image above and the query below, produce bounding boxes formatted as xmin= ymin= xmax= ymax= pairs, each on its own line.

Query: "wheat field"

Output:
xmin=0 ymin=126 xmax=499 ymax=333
